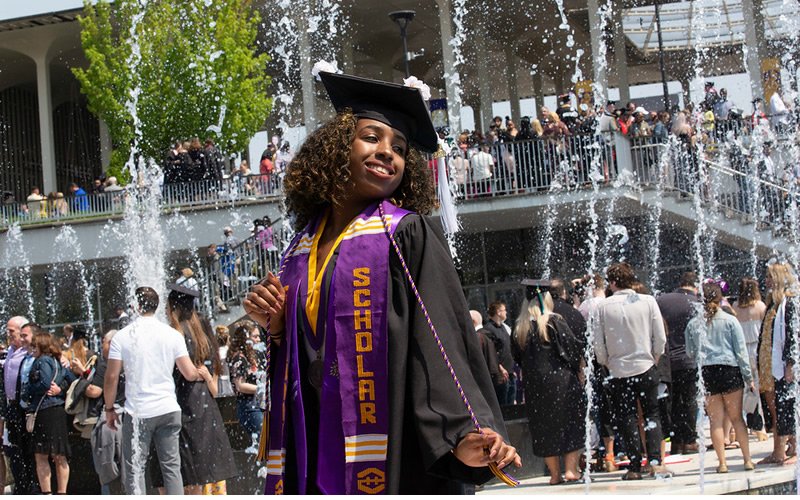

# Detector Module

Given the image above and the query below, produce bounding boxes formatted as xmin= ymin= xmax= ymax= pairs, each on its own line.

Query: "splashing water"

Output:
xmin=0 ymin=224 xmax=36 ymax=322
xmin=52 ymin=226 xmax=98 ymax=348
xmin=118 ymin=0 xmax=162 ymax=493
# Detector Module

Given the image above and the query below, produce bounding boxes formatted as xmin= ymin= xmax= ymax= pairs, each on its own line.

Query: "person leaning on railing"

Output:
xmin=46 ymin=192 xmax=69 ymax=218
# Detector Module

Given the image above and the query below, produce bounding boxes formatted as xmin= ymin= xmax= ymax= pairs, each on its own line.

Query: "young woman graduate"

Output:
xmin=243 ymin=68 xmax=521 ymax=494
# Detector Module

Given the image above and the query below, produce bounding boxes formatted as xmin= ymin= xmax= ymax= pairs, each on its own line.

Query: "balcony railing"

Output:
xmin=0 ymin=173 xmax=281 ymax=229
xmin=3 ymin=130 xmax=796 ymax=237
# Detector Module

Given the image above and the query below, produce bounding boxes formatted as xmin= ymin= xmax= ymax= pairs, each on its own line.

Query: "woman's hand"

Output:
xmin=748 ymin=381 xmax=756 ymax=392
xmin=197 ymin=364 xmax=211 ymax=382
xmin=46 ymin=382 xmax=61 ymax=397
xmin=71 ymin=358 xmax=86 ymax=374
xmin=453 ymin=428 xmax=522 ymax=469
xmin=243 ymin=272 xmax=286 ymax=335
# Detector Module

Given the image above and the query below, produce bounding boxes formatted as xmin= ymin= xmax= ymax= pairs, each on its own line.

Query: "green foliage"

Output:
xmin=106 ymin=149 xmax=132 ymax=185
xmin=72 ymin=0 xmax=272 ymax=167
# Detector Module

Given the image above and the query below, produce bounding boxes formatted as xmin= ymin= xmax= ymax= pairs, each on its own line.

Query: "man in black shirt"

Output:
xmin=549 ymin=279 xmax=587 ymax=340
xmin=483 ymin=301 xmax=516 ymax=405
xmin=656 ymin=271 xmax=701 ymax=455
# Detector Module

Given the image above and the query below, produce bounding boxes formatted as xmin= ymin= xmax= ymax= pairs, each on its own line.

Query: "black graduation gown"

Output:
xmin=285 ymin=214 xmax=507 ymax=494
xmin=512 ymin=315 xmax=586 ymax=458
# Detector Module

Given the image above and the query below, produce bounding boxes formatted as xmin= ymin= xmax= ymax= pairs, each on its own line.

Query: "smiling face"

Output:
xmin=346 ymin=119 xmax=407 ymax=205
xmin=19 ymin=325 xmax=32 ymax=350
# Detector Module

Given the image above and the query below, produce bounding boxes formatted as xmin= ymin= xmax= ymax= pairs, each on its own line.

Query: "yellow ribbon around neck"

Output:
xmin=305 ymin=212 xmax=349 ymax=336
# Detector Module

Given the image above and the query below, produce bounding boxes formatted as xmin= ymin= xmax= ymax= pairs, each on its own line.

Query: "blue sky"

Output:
xmin=1 ymin=0 xmax=93 ymax=22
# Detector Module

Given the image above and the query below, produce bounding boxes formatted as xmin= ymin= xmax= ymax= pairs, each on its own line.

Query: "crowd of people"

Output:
xmin=440 ymin=82 xmax=800 ymax=205
xmin=469 ymin=261 xmax=797 ymax=483
xmin=4 ymin=64 xmax=799 ymax=494
xmin=0 ymin=279 xmax=282 ymax=494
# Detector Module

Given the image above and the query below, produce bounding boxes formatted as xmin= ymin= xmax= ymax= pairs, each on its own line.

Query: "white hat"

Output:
xmin=634 ymin=106 xmax=648 ymax=115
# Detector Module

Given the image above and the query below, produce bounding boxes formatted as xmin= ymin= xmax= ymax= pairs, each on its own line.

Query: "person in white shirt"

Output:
xmin=103 ymin=287 xmax=206 ymax=495
xmin=769 ymin=90 xmax=789 ymax=131
xmin=26 ymin=187 xmax=45 ymax=218
xmin=470 ymin=144 xmax=494 ymax=195
xmin=595 ymin=262 xmax=669 ymax=480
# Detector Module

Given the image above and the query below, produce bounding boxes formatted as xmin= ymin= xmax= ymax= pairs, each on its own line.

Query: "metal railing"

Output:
xmin=0 ymin=173 xmax=282 ymax=229
xmin=202 ymin=219 xmax=289 ymax=314
xmin=624 ymin=135 xmax=798 ymax=235
xmin=447 ymin=133 xmax=621 ymax=198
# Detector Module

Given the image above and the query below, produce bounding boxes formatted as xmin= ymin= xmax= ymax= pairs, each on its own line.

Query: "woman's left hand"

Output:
xmin=453 ymin=428 xmax=522 ymax=469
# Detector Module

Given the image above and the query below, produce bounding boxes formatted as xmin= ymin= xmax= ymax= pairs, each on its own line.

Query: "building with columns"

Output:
xmin=1 ymin=0 xmax=795 ymax=202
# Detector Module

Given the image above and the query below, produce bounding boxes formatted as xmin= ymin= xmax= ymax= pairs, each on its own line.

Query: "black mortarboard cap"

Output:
xmin=167 ymin=282 xmax=200 ymax=298
xmin=72 ymin=327 xmax=88 ymax=342
xmin=521 ymin=279 xmax=552 ymax=300
xmin=167 ymin=283 xmax=200 ymax=312
xmin=521 ymin=279 xmax=552 ymax=313
xmin=319 ymin=72 xmax=439 ymax=153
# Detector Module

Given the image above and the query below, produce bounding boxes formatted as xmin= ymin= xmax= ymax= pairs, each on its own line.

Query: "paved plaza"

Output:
xmin=482 ymin=426 xmax=798 ymax=495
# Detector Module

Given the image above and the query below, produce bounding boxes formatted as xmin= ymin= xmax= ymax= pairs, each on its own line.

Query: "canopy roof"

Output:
xmin=622 ymin=0 xmax=798 ymax=54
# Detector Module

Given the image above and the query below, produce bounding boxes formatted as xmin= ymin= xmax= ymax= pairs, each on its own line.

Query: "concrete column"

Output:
xmin=297 ymin=7 xmax=316 ymax=130
xmin=436 ymin=0 xmax=462 ymax=135
xmin=505 ymin=46 xmax=521 ymax=124
xmin=34 ymin=55 xmax=57 ymax=193
xmin=471 ymin=104 xmax=481 ymax=132
xmin=586 ymin=0 xmax=608 ymax=102
xmin=99 ymin=119 xmax=112 ymax=171
xmin=532 ymin=71 xmax=544 ymax=119
xmin=475 ymin=33 xmax=493 ymax=133
xmin=613 ymin=4 xmax=630 ymax=105
xmin=741 ymin=0 xmax=765 ymax=101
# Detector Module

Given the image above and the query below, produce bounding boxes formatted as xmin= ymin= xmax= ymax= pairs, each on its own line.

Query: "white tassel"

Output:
xmin=436 ymin=139 xmax=461 ymax=235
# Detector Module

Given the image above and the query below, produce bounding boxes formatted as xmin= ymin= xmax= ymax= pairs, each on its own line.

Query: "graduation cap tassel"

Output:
xmin=435 ymin=140 xmax=461 ymax=235
xmin=379 ymin=203 xmax=520 ymax=488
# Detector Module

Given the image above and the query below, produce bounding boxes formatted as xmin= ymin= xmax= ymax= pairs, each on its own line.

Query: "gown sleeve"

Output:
xmin=782 ymin=300 xmax=798 ymax=365
xmin=551 ymin=316 xmax=584 ymax=373
xmin=389 ymin=214 xmax=505 ymax=484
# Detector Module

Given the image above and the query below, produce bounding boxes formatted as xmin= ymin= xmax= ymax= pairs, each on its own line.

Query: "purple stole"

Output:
xmin=264 ymin=200 xmax=411 ymax=495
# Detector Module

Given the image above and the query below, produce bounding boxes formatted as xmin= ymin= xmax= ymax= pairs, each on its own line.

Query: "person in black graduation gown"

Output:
xmin=512 ymin=281 xmax=586 ymax=485
xmin=244 ymin=70 xmax=520 ymax=494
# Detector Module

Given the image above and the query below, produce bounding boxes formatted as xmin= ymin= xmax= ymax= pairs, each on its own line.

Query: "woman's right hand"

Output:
xmin=243 ymin=272 xmax=287 ymax=335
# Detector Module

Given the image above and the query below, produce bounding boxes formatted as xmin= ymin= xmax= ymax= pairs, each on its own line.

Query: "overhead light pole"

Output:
xmin=388 ymin=10 xmax=416 ymax=78
xmin=654 ymin=2 xmax=670 ymax=111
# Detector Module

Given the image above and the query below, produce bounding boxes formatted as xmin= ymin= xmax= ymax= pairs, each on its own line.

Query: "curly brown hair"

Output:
xmin=283 ymin=110 xmax=437 ymax=231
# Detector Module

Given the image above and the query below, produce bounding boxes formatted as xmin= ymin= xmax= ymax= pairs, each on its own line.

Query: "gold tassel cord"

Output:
xmin=485 ymin=447 xmax=520 ymax=487
xmin=257 ymin=413 xmax=269 ymax=462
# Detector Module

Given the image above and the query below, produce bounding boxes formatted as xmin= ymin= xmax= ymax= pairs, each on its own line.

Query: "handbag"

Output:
xmin=26 ymin=359 xmax=60 ymax=433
